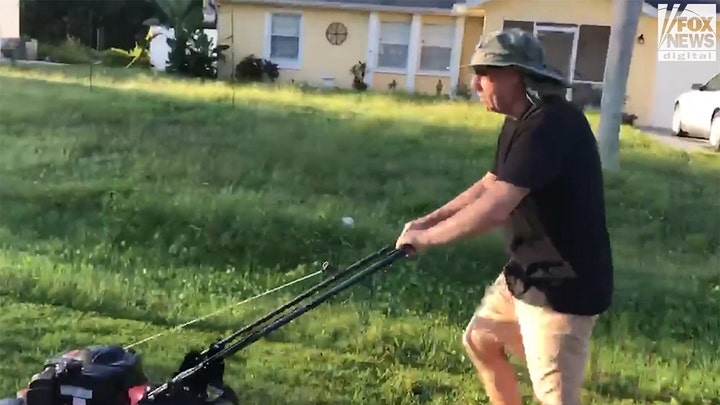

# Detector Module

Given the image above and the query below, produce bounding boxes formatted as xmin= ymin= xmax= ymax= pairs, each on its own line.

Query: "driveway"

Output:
xmin=638 ymin=126 xmax=718 ymax=153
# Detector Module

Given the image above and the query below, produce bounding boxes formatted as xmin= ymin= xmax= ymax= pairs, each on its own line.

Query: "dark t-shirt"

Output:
xmin=491 ymin=95 xmax=614 ymax=316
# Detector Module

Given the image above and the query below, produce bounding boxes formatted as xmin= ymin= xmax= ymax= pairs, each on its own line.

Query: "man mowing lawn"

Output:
xmin=395 ymin=28 xmax=614 ymax=405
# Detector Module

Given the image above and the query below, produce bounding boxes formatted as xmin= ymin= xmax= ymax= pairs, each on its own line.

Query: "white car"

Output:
xmin=671 ymin=71 xmax=720 ymax=149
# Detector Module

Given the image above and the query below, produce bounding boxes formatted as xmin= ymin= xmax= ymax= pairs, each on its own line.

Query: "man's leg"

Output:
xmin=462 ymin=274 xmax=526 ymax=405
xmin=515 ymin=298 xmax=597 ymax=405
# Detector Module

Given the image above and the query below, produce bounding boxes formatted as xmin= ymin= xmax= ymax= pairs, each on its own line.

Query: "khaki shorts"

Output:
xmin=465 ymin=273 xmax=597 ymax=405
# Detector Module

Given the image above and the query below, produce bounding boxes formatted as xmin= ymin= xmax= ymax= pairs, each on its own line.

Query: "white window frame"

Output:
xmin=376 ymin=20 xmax=411 ymax=73
xmin=417 ymin=23 xmax=454 ymax=76
xmin=264 ymin=11 xmax=303 ymax=70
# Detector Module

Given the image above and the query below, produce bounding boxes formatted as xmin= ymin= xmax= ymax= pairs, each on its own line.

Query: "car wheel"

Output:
xmin=710 ymin=111 xmax=720 ymax=150
xmin=671 ymin=103 xmax=686 ymax=136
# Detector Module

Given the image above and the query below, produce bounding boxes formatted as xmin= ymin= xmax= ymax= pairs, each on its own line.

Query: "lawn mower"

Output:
xmin=1 ymin=244 xmax=413 ymax=405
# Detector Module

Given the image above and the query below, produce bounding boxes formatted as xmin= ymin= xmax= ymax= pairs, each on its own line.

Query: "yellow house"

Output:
xmin=216 ymin=0 xmax=720 ymax=129
xmin=216 ymin=0 xmax=474 ymax=96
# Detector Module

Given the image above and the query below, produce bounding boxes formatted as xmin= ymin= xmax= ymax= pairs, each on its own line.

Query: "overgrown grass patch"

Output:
xmin=0 ymin=65 xmax=718 ymax=404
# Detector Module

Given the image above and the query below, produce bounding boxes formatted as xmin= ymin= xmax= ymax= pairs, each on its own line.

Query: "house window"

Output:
xmin=503 ymin=20 xmax=534 ymax=33
xmin=502 ymin=19 xmax=611 ymax=109
xmin=573 ymin=24 xmax=611 ymax=108
xmin=378 ymin=21 xmax=411 ymax=70
xmin=270 ymin=13 xmax=301 ymax=61
xmin=419 ymin=23 xmax=454 ymax=73
xmin=574 ymin=25 xmax=611 ymax=82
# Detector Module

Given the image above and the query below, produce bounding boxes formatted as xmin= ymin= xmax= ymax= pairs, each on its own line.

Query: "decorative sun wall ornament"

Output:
xmin=326 ymin=22 xmax=348 ymax=46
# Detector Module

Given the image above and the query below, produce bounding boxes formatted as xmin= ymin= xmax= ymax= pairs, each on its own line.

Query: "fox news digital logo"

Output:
xmin=657 ymin=3 xmax=717 ymax=62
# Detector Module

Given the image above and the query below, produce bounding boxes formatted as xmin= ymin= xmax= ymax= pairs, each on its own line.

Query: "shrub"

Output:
xmin=100 ymin=48 xmax=136 ymax=67
xmin=164 ymin=30 xmax=229 ymax=79
xmin=100 ymin=47 xmax=151 ymax=69
xmin=350 ymin=61 xmax=368 ymax=91
xmin=455 ymin=83 xmax=472 ymax=100
xmin=43 ymin=37 xmax=98 ymax=64
xmin=185 ymin=31 xmax=229 ymax=79
xmin=234 ymin=54 xmax=279 ymax=82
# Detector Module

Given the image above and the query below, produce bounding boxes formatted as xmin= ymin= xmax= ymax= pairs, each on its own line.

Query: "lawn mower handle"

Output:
xmin=213 ymin=244 xmax=396 ymax=349
xmin=142 ymin=244 xmax=414 ymax=402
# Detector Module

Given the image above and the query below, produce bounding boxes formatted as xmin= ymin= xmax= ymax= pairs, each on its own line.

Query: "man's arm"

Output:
xmin=418 ymin=180 xmax=528 ymax=246
xmin=415 ymin=171 xmax=497 ymax=228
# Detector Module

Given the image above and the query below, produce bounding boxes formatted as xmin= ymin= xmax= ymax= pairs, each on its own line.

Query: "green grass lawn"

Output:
xmin=0 ymin=64 xmax=718 ymax=405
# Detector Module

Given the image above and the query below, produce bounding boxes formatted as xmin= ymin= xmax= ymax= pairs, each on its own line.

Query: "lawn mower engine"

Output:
xmin=8 ymin=344 xmax=238 ymax=405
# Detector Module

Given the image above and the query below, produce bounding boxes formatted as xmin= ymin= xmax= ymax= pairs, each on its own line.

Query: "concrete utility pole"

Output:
xmin=597 ymin=0 xmax=644 ymax=171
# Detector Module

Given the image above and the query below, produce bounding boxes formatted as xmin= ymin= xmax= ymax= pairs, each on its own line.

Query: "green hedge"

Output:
xmin=39 ymin=38 xmax=150 ymax=69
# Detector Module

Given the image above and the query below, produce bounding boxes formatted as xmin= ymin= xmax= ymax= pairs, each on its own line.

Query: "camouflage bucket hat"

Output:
xmin=469 ymin=28 xmax=568 ymax=87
